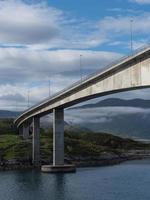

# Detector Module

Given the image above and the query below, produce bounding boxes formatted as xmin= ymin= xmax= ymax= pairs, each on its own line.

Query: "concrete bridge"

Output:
xmin=14 ymin=44 xmax=150 ymax=172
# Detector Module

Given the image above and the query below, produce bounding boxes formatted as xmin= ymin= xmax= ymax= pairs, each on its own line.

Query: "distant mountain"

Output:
xmin=67 ymin=98 xmax=150 ymax=139
xmin=0 ymin=110 xmax=21 ymax=118
xmin=36 ymin=98 xmax=150 ymax=139
xmin=82 ymin=113 xmax=150 ymax=139
xmin=70 ymin=98 xmax=150 ymax=109
xmin=1 ymin=98 xmax=150 ymax=139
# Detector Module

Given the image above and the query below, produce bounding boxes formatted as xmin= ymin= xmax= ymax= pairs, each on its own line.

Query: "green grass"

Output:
xmin=0 ymin=119 xmax=150 ymax=162
xmin=0 ymin=134 xmax=32 ymax=160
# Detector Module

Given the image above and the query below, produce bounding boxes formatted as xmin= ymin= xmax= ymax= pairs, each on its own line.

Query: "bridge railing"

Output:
xmin=22 ymin=43 xmax=150 ymax=114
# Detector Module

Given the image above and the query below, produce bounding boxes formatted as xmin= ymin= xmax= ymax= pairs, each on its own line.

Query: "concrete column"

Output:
xmin=22 ymin=122 xmax=29 ymax=139
xmin=32 ymin=116 xmax=40 ymax=166
xmin=18 ymin=126 xmax=23 ymax=136
xmin=53 ymin=108 xmax=64 ymax=166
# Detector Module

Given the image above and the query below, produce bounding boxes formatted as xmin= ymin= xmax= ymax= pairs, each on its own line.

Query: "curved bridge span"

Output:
xmin=14 ymin=45 xmax=150 ymax=168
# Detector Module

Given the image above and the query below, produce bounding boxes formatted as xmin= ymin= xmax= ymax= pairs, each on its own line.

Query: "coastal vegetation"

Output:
xmin=0 ymin=119 xmax=150 ymax=168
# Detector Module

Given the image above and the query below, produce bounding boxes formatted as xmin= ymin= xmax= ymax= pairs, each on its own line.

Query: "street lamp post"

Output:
xmin=27 ymin=89 xmax=30 ymax=108
xmin=49 ymin=80 xmax=51 ymax=98
xmin=15 ymin=100 xmax=18 ymax=117
xmin=130 ymin=19 xmax=133 ymax=53
xmin=80 ymin=54 xmax=83 ymax=82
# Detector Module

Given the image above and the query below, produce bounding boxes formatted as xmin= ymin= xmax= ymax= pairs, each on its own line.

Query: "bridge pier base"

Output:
xmin=41 ymin=108 xmax=76 ymax=173
xmin=32 ymin=117 xmax=40 ymax=166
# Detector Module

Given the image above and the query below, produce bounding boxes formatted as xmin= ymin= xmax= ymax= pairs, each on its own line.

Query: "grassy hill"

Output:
xmin=0 ymin=119 xmax=150 ymax=167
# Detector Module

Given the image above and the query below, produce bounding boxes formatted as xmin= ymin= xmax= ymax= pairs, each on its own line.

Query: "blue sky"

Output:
xmin=48 ymin=0 xmax=150 ymax=53
xmin=47 ymin=0 xmax=149 ymax=19
xmin=0 ymin=0 xmax=149 ymax=110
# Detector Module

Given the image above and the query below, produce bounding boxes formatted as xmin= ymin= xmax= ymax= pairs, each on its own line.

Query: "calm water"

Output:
xmin=0 ymin=160 xmax=150 ymax=200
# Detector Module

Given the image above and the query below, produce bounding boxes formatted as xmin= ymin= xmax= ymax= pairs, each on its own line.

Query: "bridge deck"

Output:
xmin=14 ymin=43 xmax=150 ymax=127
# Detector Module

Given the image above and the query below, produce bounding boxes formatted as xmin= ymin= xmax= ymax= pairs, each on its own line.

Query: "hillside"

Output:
xmin=0 ymin=110 xmax=21 ymax=118
xmin=0 ymin=119 xmax=150 ymax=168
xmin=67 ymin=98 xmax=150 ymax=139
xmin=81 ymin=113 xmax=150 ymax=139
xmin=1 ymin=98 xmax=150 ymax=139
xmin=70 ymin=98 xmax=150 ymax=109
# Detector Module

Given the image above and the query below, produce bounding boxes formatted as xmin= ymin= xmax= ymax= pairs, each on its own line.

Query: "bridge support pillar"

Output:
xmin=18 ymin=126 xmax=23 ymax=136
xmin=41 ymin=108 xmax=76 ymax=173
xmin=32 ymin=116 xmax=40 ymax=166
xmin=53 ymin=108 xmax=64 ymax=166
xmin=22 ymin=122 xmax=30 ymax=139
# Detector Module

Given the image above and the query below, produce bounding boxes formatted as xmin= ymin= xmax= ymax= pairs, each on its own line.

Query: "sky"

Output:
xmin=0 ymin=0 xmax=150 ymax=111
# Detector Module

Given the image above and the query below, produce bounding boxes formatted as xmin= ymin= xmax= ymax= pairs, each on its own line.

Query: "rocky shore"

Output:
xmin=1 ymin=150 xmax=150 ymax=171
xmin=65 ymin=149 xmax=150 ymax=167
xmin=0 ymin=159 xmax=34 ymax=171
xmin=72 ymin=150 xmax=150 ymax=167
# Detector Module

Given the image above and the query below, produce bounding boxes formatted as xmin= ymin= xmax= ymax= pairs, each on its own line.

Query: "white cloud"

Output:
xmin=0 ymin=0 xmax=149 ymax=51
xmin=0 ymin=0 xmax=62 ymax=44
xmin=65 ymin=106 xmax=150 ymax=124
xmin=0 ymin=48 xmax=122 ymax=84
xmin=0 ymin=45 xmax=150 ymax=111
xmin=0 ymin=0 xmax=149 ymax=111
xmin=0 ymin=47 xmax=122 ymax=110
xmin=96 ymin=13 xmax=150 ymax=50
xmin=98 ymin=14 xmax=150 ymax=35
xmin=0 ymin=0 xmax=106 ymax=49
xmin=131 ymin=0 xmax=150 ymax=4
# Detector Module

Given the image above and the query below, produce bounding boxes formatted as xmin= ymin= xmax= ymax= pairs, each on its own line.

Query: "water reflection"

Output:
xmin=14 ymin=170 xmax=42 ymax=187
xmin=1 ymin=162 xmax=150 ymax=200
xmin=52 ymin=174 xmax=66 ymax=200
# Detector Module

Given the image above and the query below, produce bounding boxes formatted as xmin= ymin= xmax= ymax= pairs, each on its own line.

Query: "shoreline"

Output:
xmin=74 ymin=154 xmax=150 ymax=168
xmin=1 ymin=152 xmax=150 ymax=171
